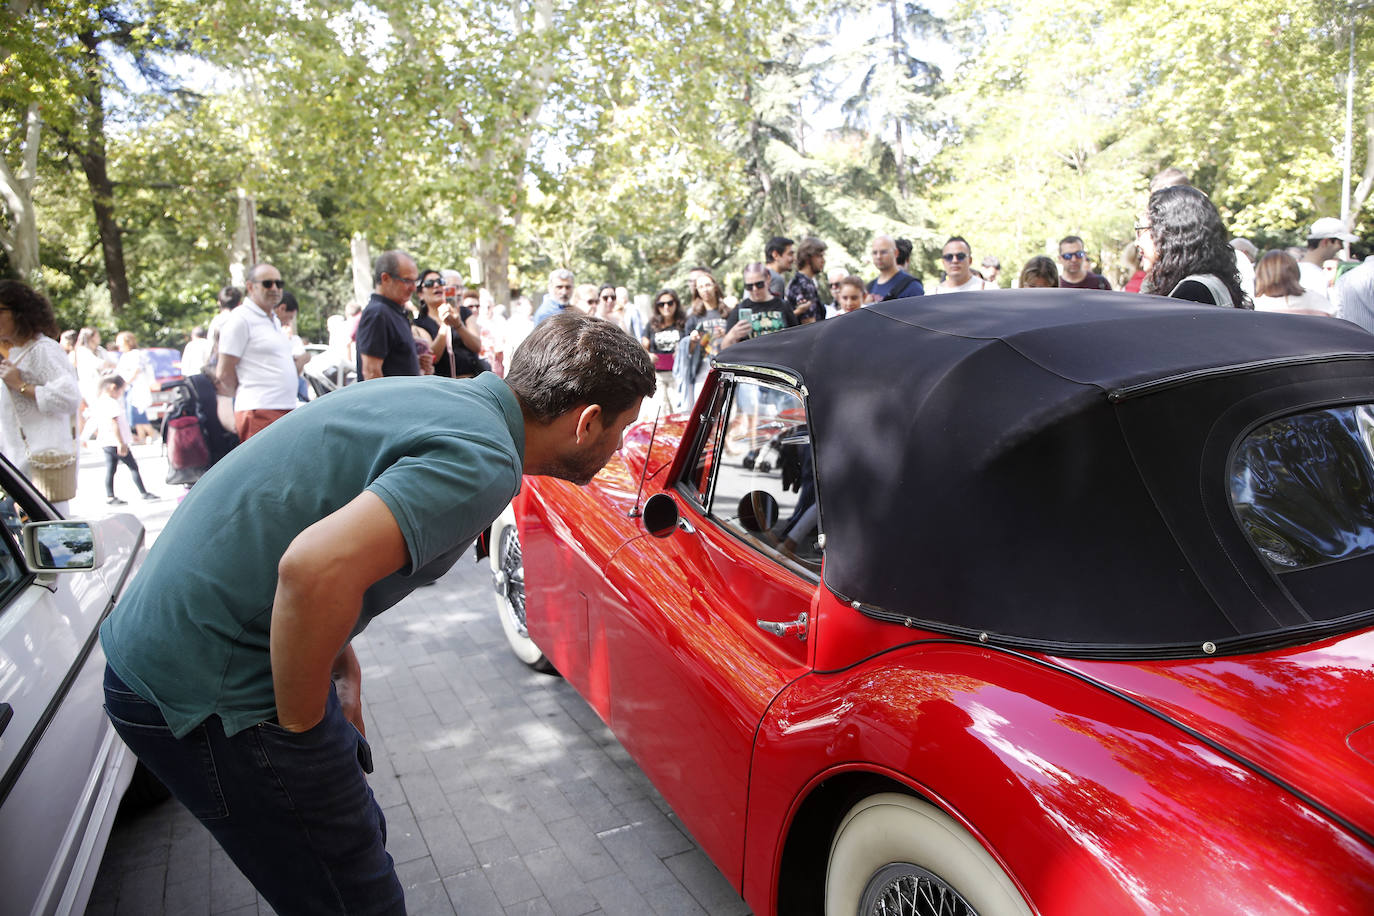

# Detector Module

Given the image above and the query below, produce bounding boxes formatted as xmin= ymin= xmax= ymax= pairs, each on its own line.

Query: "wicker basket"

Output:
xmin=28 ymin=447 xmax=78 ymax=503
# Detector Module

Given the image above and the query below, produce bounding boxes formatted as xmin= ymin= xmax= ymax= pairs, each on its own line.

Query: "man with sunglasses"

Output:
xmin=216 ymin=262 xmax=300 ymax=440
xmin=358 ymin=250 xmax=423 ymax=379
xmin=1057 ymin=236 xmax=1112 ymax=290
xmin=931 ymin=236 xmax=991 ymax=294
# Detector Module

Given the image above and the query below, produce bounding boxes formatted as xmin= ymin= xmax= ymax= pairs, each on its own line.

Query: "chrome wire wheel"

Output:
xmin=490 ymin=507 xmax=556 ymax=673
xmin=496 ymin=525 xmax=527 ymax=637
xmin=858 ymin=863 xmax=979 ymax=916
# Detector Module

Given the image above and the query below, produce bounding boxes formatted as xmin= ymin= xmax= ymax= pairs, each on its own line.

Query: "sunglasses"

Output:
xmin=257 ymin=279 xmax=284 ymax=289
xmin=744 ymin=280 xmax=767 ymax=291
xmin=420 ymin=278 xmax=444 ymax=288
xmin=1060 ymin=251 xmax=1086 ymax=261
xmin=941 ymin=252 xmax=969 ymax=263
xmin=600 ymin=293 xmax=616 ymax=300
xmin=656 ymin=300 xmax=677 ymax=308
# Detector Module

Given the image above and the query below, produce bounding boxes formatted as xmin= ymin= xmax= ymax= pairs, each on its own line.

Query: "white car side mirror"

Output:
xmin=21 ymin=520 xmax=105 ymax=573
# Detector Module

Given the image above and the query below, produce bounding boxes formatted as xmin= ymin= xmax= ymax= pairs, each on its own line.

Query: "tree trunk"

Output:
xmin=350 ymin=234 xmax=373 ymax=307
xmin=0 ymin=103 xmax=41 ymax=282
xmin=77 ymin=29 xmax=130 ymax=311
xmin=1350 ymin=110 xmax=1374 ymax=231
xmin=474 ymin=231 xmax=510 ymax=308
xmin=889 ymin=0 xmax=908 ymax=200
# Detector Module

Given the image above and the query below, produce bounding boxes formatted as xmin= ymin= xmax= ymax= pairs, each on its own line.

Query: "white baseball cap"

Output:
xmin=1307 ymin=217 xmax=1358 ymax=242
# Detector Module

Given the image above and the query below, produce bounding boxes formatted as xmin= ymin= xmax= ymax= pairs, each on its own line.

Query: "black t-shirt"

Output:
xmin=356 ymin=293 xmax=420 ymax=377
xmin=414 ymin=310 xmax=439 ymax=340
xmin=434 ymin=306 xmax=485 ymax=378
xmin=684 ymin=310 xmax=730 ymax=360
xmin=1059 ymin=273 xmax=1113 ymax=290
xmin=726 ymin=298 xmax=799 ymax=339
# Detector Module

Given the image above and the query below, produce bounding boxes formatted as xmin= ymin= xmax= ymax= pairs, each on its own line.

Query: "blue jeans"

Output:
xmin=103 ymin=665 xmax=405 ymax=915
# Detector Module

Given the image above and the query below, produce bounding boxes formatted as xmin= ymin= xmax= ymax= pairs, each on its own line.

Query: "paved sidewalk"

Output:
xmin=80 ymin=444 xmax=753 ymax=916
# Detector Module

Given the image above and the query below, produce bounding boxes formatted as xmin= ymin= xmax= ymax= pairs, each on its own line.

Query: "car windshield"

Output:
xmin=1231 ymin=403 xmax=1374 ymax=571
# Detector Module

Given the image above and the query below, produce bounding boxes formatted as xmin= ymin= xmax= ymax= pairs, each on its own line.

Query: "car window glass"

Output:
xmin=0 ymin=482 xmax=32 ymax=595
xmin=1231 ymin=403 xmax=1374 ymax=571
xmin=680 ymin=382 xmax=729 ymax=504
xmin=705 ymin=379 xmax=821 ymax=574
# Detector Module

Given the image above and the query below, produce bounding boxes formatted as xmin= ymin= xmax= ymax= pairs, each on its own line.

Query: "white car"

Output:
xmin=0 ymin=454 xmax=148 ymax=916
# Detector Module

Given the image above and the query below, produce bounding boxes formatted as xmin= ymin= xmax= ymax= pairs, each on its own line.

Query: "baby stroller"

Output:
xmin=159 ymin=373 xmax=239 ymax=486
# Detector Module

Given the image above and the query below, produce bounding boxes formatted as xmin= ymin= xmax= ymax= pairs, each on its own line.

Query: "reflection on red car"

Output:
xmin=492 ymin=291 xmax=1374 ymax=915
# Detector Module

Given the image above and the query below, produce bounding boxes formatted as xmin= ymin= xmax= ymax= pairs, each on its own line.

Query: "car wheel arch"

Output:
xmin=768 ymin=767 xmax=1027 ymax=916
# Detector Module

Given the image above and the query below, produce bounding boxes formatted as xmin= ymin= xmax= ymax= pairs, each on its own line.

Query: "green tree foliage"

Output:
xmin=933 ymin=0 xmax=1371 ymax=283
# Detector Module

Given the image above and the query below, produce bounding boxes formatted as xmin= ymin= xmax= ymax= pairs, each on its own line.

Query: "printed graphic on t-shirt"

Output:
xmin=749 ymin=309 xmax=789 ymax=336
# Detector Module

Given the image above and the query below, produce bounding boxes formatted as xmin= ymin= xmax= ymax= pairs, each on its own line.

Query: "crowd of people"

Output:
xmin=4 ymin=172 xmax=1372 ymax=509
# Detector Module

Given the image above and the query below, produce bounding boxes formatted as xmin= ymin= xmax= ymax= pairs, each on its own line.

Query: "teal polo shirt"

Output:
xmin=100 ymin=373 xmax=525 ymax=738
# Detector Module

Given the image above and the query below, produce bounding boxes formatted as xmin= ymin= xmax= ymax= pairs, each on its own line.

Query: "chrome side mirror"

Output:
xmin=22 ymin=520 xmax=102 ymax=572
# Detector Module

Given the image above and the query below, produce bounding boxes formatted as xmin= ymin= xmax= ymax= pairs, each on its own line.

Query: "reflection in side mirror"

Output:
xmin=642 ymin=493 xmax=680 ymax=539
xmin=737 ymin=491 xmax=779 ymax=533
xmin=22 ymin=520 xmax=101 ymax=572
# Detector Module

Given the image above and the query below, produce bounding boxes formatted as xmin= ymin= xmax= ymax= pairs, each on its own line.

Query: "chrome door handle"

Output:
xmin=756 ymin=612 xmax=807 ymax=641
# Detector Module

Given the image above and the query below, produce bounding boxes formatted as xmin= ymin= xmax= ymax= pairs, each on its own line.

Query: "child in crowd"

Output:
xmin=93 ymin=373 xmax=157 ymax=505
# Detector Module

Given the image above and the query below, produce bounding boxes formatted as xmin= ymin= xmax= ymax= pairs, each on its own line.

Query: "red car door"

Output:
xmin=600 ymin=376 xmax=818 ymax=885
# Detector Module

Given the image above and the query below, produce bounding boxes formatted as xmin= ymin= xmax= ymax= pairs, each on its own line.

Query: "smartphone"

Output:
xmin=739 ymin=307 xmax=753 ymax=327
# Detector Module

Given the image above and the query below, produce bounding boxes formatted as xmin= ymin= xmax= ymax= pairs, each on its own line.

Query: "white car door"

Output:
xmin=0 ymin=466 xmax=142 ymax=916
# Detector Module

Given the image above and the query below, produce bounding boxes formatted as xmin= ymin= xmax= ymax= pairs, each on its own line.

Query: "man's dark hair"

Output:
xmin=505 ymin=313 xmax=655 ymax=425
xmin=895 ymin=238 xmax=913 ymax=266
xmin=219 ymin=285 xmax=242 ymax=310
xmin=0 ymin=279 xmax=58 ymax=340
xmin=372 ymin=249 xmax=411 ymax=286
xmin=1058 ymin=235 xmax=1084 ymax=249
xmin=1307 ymin=238 xmax=1331 ymax=250
xmin=944 ymin=236 xmax=970 ymax=252
xmin=279 ymin=290 xmax=298 ymax=313
xmin=795 ymin=236 xmax=827 ymax=270
xmin=765 ymin=236 xmax=794 ymax=262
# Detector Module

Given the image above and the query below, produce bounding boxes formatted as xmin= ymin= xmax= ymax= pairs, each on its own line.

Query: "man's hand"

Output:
xmin=332 ymin=644 xmax=365 ymax=737
xmin=271 ymin=491 xmax=408 ymax=732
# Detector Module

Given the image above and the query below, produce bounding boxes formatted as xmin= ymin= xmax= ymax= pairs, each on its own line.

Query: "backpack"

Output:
xmin=161 ymin=383 xmax=211 ymax=484
xmin=159 ymin=374 xmax=238 ymax=485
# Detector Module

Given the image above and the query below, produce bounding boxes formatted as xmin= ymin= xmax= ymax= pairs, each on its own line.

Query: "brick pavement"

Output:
xmin=80 ymin=443 xmax=753 ymax=916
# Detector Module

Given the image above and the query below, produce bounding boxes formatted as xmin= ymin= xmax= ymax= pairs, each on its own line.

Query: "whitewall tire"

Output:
xmin=490 ymin=505 xmax=556 ymax=674
xmin=825 ymin=793 xmax=1030 ymax=916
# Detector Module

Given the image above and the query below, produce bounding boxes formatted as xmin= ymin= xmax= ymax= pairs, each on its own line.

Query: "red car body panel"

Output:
xmin=515 ymin=384 xmax=1374 ymax=913
xmin=1055 ymin=630 xmax=1374 ymax=836
xmin=743 ymin=601 xmax=1374 ymax=913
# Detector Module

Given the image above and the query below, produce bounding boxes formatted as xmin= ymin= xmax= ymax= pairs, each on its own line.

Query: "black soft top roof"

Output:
xmin=721 ymin=290 xmax=1374 ymax=656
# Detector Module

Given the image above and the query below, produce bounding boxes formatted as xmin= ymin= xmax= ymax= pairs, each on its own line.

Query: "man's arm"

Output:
xmin=360 ymin=354 xmax=385 ymax=380
xmin=216 ymin=353 xmax=240 ymax=398
xmin=270 ymin=490 xmax=409 ymax=731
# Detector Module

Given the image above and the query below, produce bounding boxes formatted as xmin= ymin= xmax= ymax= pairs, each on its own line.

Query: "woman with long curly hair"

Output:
xmin=1136 ymin=185 xmax=1250 ymax=308
xmin=0 ymin=280 xmax=82 ymax=509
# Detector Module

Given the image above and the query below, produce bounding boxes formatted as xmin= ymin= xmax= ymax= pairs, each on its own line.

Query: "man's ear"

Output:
xmin=573 ymin=404 xmax=604 ymax=444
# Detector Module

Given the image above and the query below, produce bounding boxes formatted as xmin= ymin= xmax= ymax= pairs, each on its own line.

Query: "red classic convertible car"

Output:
xmin=491 ymin=291 xmax=1374 ymax=915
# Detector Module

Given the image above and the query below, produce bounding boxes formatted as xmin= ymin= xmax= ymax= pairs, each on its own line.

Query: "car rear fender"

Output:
xmin=743 ymin=640 xmax=1374 ymax=915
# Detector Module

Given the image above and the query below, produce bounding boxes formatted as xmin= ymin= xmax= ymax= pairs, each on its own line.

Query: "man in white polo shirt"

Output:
xmin=216 ymin=262 xmax=299 ymax=441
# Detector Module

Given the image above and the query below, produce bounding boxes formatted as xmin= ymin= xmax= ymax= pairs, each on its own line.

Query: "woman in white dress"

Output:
xmin=0 ymin=280 xmax=82 ymax=512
